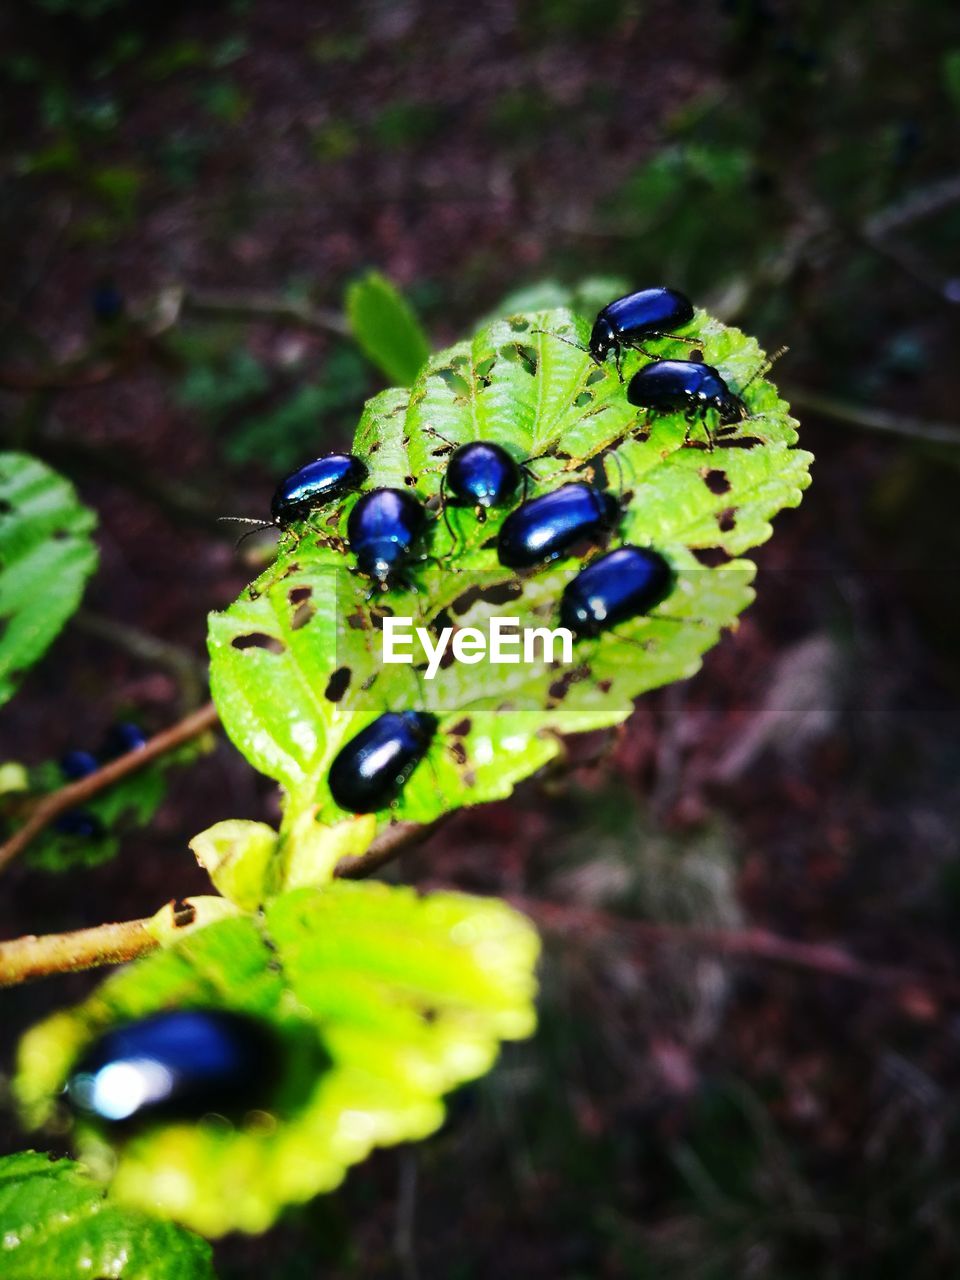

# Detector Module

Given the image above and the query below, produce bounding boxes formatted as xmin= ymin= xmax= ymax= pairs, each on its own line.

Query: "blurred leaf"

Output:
xmin=0 ymin=454 xmax=98 ymax=708
xmin=189 ymin=819 xmax=279 ymax=908
xmin=0 ymin=1151 xmax=214 ymax=1279
xmin=17 ymin=882 xmax=540 ymax=1237
xmin=345 ymin=271 xmax=430 ymax=387
xmin=176 ymin=348 xmax=270 ymax=419
xmin=943 ymin=50 xmax=960 ymax=110
xmin=208 ymin=306 xmax=809 ymax=881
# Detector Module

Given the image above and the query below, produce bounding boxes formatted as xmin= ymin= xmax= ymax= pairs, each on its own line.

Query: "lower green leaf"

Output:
xmin=16 ymin=882 xmax=540 ymax=1237
xmin=0 ymin=1151 xmax=214 ymax=1279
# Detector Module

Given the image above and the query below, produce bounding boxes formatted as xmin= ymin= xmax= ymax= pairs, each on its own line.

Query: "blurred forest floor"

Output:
xmin=2 ymin=1 xmax=960 ymax=1276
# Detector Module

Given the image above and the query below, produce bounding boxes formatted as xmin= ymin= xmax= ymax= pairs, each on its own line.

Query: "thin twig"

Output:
xmin=785 ymin=386 xmax=960 ymax=447
xmin=74 ymin=610 xmax=208 ymax=710
xmin=181 ymin=288 xmax=349 ymax=338
xmin=0 ymin=916 xmax=156 ymax=988
xmin=508 ymin=896 xmax=959 ymax=995
xmin=335 ymin=816 xmax=451 ymax=879
xmin=0 ymin=702 xmax=219 ymax=873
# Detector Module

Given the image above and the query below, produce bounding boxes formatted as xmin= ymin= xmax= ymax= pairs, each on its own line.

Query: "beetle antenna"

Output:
xmin=423 ymin=425 xmax=458 ymax=451
xmin=218 ymin=515 xmax=276 ymax=549
xmin=741 ymin=344 xmax=789 ymax=393
xmin=531 ymin=328 xmax=590 ymax=355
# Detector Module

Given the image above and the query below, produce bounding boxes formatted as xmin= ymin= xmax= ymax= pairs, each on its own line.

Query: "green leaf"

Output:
xmin=0 ymin=454 xmax=98 ymax=708
xmin=208 ymin=305 xmax=810 ymax=880
xmin=7 ymin=740 xmax=207 ymax=874
xmin=0 ymin=1151 xmax=214 ymax=1279
xmin=345 ymin=271 xmax=430 ymax=387
xmin=16 ymin=882 xmax=540 ymax=1237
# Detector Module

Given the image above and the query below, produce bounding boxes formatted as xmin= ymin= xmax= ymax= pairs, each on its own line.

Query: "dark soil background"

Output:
xmin=2 ymin=1 xmax=960 ymax=1276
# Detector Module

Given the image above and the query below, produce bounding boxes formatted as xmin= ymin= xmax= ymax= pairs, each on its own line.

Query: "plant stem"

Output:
xmin=0 ymin=917 xmax=156 ymax=987
xmin=335 ymin=817 xmax=450 ymax=879
xmin=0 ymin=702 xmax=219 ymax=873
xmin=73 ymin=610 xmax=207 ymax=710
xmin=784 ymin=386 xmax=960 ymax=446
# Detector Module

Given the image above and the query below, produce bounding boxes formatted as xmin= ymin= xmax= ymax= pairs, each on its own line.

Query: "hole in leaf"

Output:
xmin=500 ymin=343 xmax=538 ymax=376
xmin=548 ymin=665 xmax=590 ymax=703
xmin=325 ymin=667 xmax=351 ymax=702
xmin=404 ymin=475 xmax=417 ymax=486
xmin=437 ymin=367 xmax=471 ymax=397
xmin=172 ymin=899 xmax=197 ymax=928
xmin=692 ymin=546 xmax=732 ymax=567
xmin=703 ymin=469 xmax=731 ymax=495
xmin=288 ymin=586 xmax=312 ymax=605
xmin=232 ymin=633 xmax=286 ymax=654
xmin=574 ymin=392 xmax=593 ymax=407
xmin=717 ymin=508 xmax=737 ymax=532
xmin=476 ymin=355 xmax=496 ymax=380
xmin=450 ymin=717 xmax=472 ymax=736
xmin=509 ymin=317 xmax=529 ymax=332
xmin=586 ymin=368 xmax=605 ymax=386
xmin=717 ymin=436 xmax=762 ymax=449
xmin=0 ymin=499 xmax=12 ymax=515
xmin=450 ymin=741 xmax=468 ymax=766
xmin=291 ymin=600 xmax=316 ymax=630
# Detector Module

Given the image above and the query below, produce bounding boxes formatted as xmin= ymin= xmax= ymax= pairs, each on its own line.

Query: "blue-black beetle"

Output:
xmin=55 ymin=810 xmax=105 ymax=838
xmin=59 ymin=749 xmax=99 ymax=780
xmin=221 ymin=453 xmax=368 ymax=542
xmin=328 ymin=710 xmax=439 ymax=813
xmin=626 ymin=358 xmax=747 ymax=426
xmin=497 ymin=482 xmax=619 ymax=570
xmin=590 ymin=287 xmax=698 ymax=374
xmin=66 ymin=1009 xmax=281 ymax=1126
xmin=559 ymin=546 xmax=675 ymax=639
xmin=347 ymin=487 xmax=429 ymax=591
xmin=445 ymin=441 xmax=522 ymax=518
xmin=101 ymin=722 xmax=147 ymax=759
xmin=271 ymin=454 xmax=367 ymax=526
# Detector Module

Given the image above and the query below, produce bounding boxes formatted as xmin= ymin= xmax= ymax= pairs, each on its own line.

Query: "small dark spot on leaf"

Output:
xmin=288 ymin=586 xmax=312 ymax=605
xmin=717 ymin=508 xmax=737 ymax=532
xmin=0 ymin=499 xmax=13 ymax=515
xmin=597 ymin=679 xmax=612 ymax=693
xmin=232 ymin=633 xmax=286 ymax=654
xmin=704 ymin=469 xmax=731 ymax=495
xmin=325 ymin=667 xmax=351 ymax=702
xmin=361 ymin=673 xmax=378 ymax=691
xmin=688 ymin=349 xmax=705 ymax=363
xmin=405 ymin=475 xmax=416 ymax=486
xmin=172 ymin=899 xmax=196 ymax=928
xmin=450 ymin=741 xmax=468 ymax=766
xmin=462 ymin=769 xmax=476 ymax=787
xmin=553 ymin=449 xmax=572 ymax=462
xmin=52 ymin=528 xmax=71 ymax=540
xmin=450 ymin=718 xmax=472 ymax=736
xmin=368 ymin=441 xmax=380 ymax=454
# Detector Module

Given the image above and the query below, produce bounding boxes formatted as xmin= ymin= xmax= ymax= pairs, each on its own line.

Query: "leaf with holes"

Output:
xmin=16 ymin=882 xmax=539 ymax=1237
xmin=346 ymin=271 xmax=430 ymax=387
xmin=0 ymin=453 xmax=98 ymax=707
xmin=0 ymin=1151 xmax=214 ymax=1279
xmin=208 ymin=305 xmax=811 ymax=888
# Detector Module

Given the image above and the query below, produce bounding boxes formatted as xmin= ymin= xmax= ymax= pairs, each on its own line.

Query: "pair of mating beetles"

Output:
xmin=233 ymin=288 xmax=760 ymax=815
